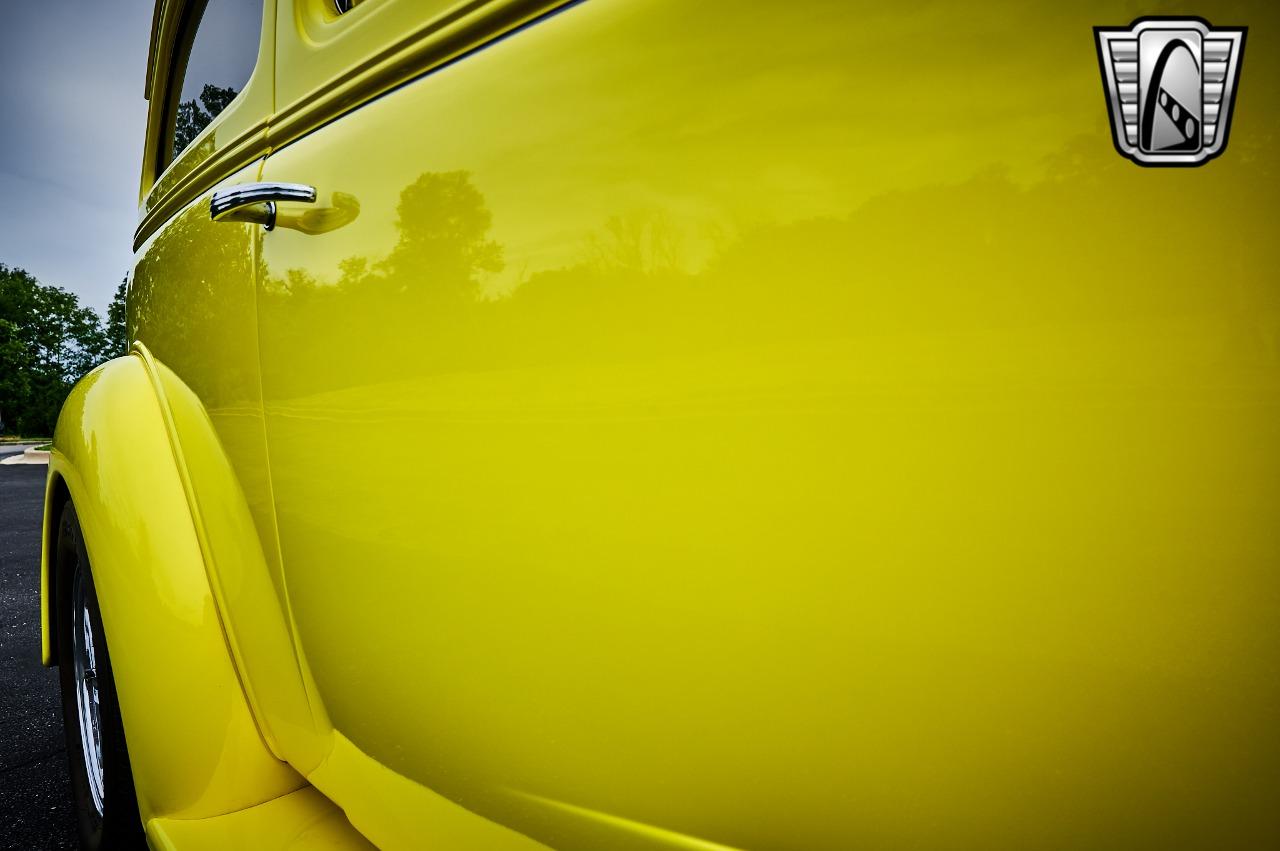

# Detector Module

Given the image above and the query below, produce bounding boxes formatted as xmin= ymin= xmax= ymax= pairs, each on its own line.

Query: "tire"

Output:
xmin=55 ymin=502 xmax=146 ymax=849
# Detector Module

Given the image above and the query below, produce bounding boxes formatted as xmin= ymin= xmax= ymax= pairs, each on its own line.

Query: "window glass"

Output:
xmin=166 ymin=0 xmax=263 ymax=166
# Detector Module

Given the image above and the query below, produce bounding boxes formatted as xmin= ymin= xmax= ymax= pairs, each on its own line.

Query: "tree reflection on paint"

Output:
xmin=173 ymin=83 xmax=239 ymax=157
xmin=258 ymin=137 xmax=1280 ymax=407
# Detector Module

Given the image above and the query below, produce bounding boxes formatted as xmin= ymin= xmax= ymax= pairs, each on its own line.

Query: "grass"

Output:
xmin=34 ymin=443 xmax=53 ymax=451
xmin=0 ymin=436 xmax=51 ymax=445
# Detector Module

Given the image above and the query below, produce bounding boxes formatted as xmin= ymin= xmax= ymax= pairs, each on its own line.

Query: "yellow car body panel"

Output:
xmin=252 ymin=0 xmax=1280 ymax=847
xmin=145 ymin=348 xmax=326 ymax=772
xmin=147 ymin=786 xmax=374 ymax=851
xmin=42 ymin=352 xmax=302 ymax=823
xmin=43 ymin=0 xmax=1280 ymax=848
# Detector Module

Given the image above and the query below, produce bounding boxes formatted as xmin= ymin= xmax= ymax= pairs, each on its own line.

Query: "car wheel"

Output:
xmin=56 ymin=502 xmax=146 ymax=849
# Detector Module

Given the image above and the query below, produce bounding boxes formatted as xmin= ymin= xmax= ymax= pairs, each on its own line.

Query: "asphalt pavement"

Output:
xmin=0 ymin=463 xmax=77 ymax=848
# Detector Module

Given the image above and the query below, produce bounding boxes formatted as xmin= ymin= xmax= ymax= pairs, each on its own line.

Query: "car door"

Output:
xmin=132 ymin=0 xmax=323 ymax=771
xmin=257 ymin=1 xmax=1280 ymax=849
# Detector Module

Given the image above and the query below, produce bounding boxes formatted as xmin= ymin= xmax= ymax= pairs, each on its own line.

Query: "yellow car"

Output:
xmin=41 ymin=0 xmax=1280 ymax=848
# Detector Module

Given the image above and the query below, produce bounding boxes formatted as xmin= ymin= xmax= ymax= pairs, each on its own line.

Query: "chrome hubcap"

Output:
xmin=71 ymin=568 xmax=105 ymax=817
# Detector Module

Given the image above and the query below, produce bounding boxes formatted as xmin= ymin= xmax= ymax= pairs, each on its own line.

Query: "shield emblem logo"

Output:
xmin=1095 ymin=18 xmax=1247 ymax=166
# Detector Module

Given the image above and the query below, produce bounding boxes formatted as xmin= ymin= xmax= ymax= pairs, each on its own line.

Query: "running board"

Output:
xmin=147 ymin=786 xmax=373 ymax=851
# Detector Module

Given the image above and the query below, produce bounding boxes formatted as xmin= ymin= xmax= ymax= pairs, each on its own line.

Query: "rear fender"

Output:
xmin=41 ymin=350 xmax=302 ymax=822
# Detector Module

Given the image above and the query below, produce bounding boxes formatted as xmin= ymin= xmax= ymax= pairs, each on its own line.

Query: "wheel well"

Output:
xmin=44 ymin=473 xmax=71 ymax=665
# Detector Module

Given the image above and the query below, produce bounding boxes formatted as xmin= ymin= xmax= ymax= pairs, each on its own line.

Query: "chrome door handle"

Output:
xmin=210 ymin=182 xmax=316 ymax=230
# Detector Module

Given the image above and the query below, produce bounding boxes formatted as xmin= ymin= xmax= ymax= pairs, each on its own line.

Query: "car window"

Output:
xmin=164 ymin=0 xmax=263 ymax=168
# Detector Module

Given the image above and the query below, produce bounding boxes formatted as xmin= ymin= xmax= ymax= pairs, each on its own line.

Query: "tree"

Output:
xmin=0 ymin=319 xmax=31 ymax=435
xmin=0 ymin=264 xmax=114 ymax=436
xmin=106 ymin=276 xmax=129 ymax=357
xmin=173 ymin=84 xmax=239 ymax=156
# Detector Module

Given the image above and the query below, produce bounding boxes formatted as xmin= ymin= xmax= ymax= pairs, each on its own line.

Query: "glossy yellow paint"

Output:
xmin=305 ymin=732 xmax=553 ymax=850
xmin=274 ymin=0 xmax=457 ymax=111
xmin=256 ymin=0 xmax=1280 ymax=847
xmin=148 ymin=786 xmax=373 ymax=851
xmin=147 ymin=348 xmax=326 ymax=772
xmin=267 ymin=0 xmax=572 ymax=155
xmin=45 ymin=0 xmax=1280 ymax=848
xmin=43 ymin=352 xmax=301 ymax=824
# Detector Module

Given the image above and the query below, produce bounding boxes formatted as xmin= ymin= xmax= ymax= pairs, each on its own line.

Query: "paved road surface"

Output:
xmin=0 ymin=463 xmax=77 ymax=848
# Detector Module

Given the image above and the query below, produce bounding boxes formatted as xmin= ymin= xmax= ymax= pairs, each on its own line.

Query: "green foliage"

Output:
xmin=107 ymin=276 xmax=129 ymax=357
xmin=0 ymin=263 xmax=116 ymax=436
xmin=173 ymin=84 xmax=239 ymax=158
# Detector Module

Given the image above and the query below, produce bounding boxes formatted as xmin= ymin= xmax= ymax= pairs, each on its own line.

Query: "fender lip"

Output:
xmin=39 ymin=463 xmax=66 ymax=666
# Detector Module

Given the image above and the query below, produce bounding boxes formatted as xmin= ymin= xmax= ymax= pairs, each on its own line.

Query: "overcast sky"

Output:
xmin=0 ymin=2 xmax=154 ymax=315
